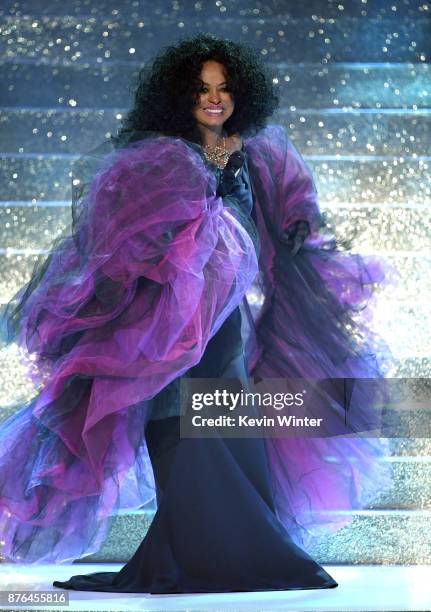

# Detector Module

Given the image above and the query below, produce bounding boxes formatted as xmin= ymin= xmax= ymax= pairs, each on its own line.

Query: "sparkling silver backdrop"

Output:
xmin=0 ymin=0 xmax=430 ymax=564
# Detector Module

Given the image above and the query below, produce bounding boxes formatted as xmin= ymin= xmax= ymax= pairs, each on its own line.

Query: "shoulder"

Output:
xmin=116 ymin=133 xmax=203 ymax=163
xmin=244 ymin=123 xmax=310 ymax=169
xmin=244 ymin=123 xmax=287 ymax=145
xmin=243 ymin=124 xmax=314 ymax=188
xmin=94 ymin=132 xmax=210 ymax=186
xmin=243 ymin=123 xmax=291 ymax=159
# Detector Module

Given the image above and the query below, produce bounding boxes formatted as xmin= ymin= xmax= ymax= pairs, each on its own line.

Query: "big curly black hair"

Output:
xmin=112 ymin=32 xmax=280 ymax=147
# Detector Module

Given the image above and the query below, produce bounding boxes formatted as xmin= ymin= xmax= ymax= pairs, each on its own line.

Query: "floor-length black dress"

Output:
xmin=52 ymin=144 xmax=338 ymax=594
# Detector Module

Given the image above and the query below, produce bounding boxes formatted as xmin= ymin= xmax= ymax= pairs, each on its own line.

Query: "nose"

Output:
xmin=208 ymin=90 xmax=221 ymax=103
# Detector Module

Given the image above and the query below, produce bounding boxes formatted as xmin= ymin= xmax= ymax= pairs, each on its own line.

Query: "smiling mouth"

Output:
xmin=203 ymin=108 xmax=224 ymax=115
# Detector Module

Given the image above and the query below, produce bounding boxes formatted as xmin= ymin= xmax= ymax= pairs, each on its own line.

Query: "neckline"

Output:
xmin=177 ymin=136 xmax=247 ymax=172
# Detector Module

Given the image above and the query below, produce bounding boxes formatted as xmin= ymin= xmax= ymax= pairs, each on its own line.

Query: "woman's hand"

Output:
xmin=281 ymin=220 xmax=311 ymax=256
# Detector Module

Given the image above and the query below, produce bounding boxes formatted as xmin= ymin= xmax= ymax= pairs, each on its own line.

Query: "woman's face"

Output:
xmin=192 ymin=60 xmax=235 ymax=132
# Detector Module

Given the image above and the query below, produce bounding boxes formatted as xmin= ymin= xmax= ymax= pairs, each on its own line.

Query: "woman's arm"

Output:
xmin=8 ymin=135 xmax=259 ymax=415
xmin=245 ymin=124 xmax=324 ymax=245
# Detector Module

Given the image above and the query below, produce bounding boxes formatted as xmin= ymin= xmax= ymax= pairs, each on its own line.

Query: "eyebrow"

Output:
xmin=201 ymin=81 xmax=227 ymax=86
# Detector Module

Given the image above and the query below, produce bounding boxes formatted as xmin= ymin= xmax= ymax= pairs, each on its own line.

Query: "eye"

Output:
xmin=198 ymin=86 xmax=230 ymax=93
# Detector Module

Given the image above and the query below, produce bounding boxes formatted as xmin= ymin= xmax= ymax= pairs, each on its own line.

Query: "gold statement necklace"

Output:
xmin=203 ymin=135 xmax=230 ymax=169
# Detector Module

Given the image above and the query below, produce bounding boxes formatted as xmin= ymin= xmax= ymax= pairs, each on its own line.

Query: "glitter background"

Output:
xmin=0 ymin=0 xmax=429 ymax=564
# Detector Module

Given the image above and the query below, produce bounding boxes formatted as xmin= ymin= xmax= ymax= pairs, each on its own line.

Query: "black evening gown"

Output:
xmin=52 ymin=305 xmax=337 ymax=594
xmin=52 ymin=147 xmax=338 ymax=594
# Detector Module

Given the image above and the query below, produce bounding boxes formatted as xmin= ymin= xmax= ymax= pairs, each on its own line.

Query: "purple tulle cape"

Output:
xmin=0 ymin=124 xmax=397 ymax=562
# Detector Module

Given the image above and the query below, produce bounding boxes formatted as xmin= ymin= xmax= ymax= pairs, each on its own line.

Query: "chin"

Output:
xmin=199 ymin=115 xmax=224 ymax=124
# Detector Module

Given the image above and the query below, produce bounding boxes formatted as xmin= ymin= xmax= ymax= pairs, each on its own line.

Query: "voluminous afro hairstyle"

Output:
xmin=113 ymin=32 xmax=280 ymax=146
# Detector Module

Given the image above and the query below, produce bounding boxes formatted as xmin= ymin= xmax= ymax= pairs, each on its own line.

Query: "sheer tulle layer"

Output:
xmin=0 ymin=124 xmax=398 ymax=562
xmin=242 ymin=125 xmax=397 ymax=549
xmin=0 ymin=136 xmax=258 ymax=563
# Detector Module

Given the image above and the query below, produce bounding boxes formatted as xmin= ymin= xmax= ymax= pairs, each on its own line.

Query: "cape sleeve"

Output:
xmin=244 ymin=123 xmax=397 ymax=394
xmin=0 ymin=135 xmax=258 ymax=563
xmin=244 ymin=123 xmax=401 ymax=551
xmin=8 ymin=135 xmax=258 ymax=401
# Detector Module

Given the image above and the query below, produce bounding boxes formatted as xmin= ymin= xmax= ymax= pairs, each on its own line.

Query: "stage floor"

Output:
xmin=0 ymin=563 xmax=429 ymax=611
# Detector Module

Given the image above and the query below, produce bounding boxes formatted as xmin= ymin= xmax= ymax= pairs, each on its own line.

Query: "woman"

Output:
xmin=0 ymin=34 xmax=394 ymax=593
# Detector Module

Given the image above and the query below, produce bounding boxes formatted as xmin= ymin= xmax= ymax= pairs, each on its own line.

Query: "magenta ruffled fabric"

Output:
xmin=243 ymin=125 xmax=398 ymax=547
xmin=0 ymin=135 xmax=258 ymax=562
xmin=0 ymin=124 xmax=398 ymax=562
